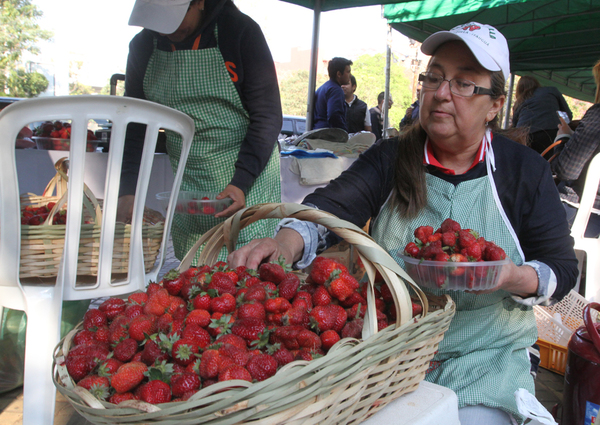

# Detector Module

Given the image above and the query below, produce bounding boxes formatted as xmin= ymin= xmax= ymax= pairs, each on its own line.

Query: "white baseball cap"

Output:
xmin=421 ymin=22 xmax=510 ymax=82
xmin=128 ymin=0 xmax=191 ymax=34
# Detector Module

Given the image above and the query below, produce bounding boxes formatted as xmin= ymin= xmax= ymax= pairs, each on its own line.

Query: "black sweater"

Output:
xmin=121 ymin=0 xmax=282 ymax=196
xmin=304 ymin=134 xmax=579 ymax=300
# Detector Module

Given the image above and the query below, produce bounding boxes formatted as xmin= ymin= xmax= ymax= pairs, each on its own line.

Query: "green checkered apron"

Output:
xmin=143 ymin=28 xmax=280 ymax=264
xmin=371 ymin=131 xmax=536 ymax=421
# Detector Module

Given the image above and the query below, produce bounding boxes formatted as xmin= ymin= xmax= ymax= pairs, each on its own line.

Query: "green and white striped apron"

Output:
xmin=371 ymin=130 xmax=536 ymax=421
xmin=143 ymin=27 xmax=280 ymax=264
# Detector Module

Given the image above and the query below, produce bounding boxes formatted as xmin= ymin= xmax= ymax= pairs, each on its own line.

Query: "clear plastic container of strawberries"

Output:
xmin=64 ymin=256 xmax=422 ymax=405
xmin=398 ymin=218 xmax=509 ymax=291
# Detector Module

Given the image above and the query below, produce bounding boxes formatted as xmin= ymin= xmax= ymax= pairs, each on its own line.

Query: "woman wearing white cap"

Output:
xmin=119 ymin=0 xmax=282 ymax=262
xmin=229 ymin=22 xmax=578 ymax=424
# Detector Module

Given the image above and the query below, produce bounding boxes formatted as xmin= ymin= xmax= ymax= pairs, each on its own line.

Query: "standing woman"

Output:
xmin=119 ymin=0 xmax=282 ymax=262
xmin=511 ymin=75 xmax=572 ymax=154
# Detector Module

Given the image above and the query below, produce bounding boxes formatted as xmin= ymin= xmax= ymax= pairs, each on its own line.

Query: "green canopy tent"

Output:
xmin=384 ymin=0 xmax=600 ymax=109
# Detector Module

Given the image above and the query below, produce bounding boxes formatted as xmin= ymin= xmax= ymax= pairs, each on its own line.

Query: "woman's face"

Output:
xmin=419 ymin=41 xmax=505 ymax=151
xmin=162 ymin=0 xmax=205 ymax=43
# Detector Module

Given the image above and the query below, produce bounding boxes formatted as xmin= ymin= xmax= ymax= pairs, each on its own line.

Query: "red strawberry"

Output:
xmin=108 ymin=392 xmax=136 ymax=405
xmin=278 ymin=273 xmax=300 ymax=300
xmin=412 ymin=301 xmax=423 ymax=317
xmin=83 ymin=309 xmax=107 ymax=330
xmin=191 ymin=292 xmax=211 ymax=310
xmin=97 ymin=358 xmax=123 ymax=377
xmin=77 ymin=375 xmax=110 ymax=400
xmin=110 ymin=361 xmax=147 ymax=393
xmin=258 ymin=262 xmax=286 ymax=284
xmin=458 ymin=229 xmax=478 ymax=249
xmin=99 ymin=298 xmax=127 ymax=321
xmin=218 ymin=365 xmax=252 ymax=382
xmin=312 ymin=285 xmax=332 ymax=306
xmin=182 ymin=324 xmax=212 ymax=349
xmin=146 ymin=282 xmax=163 ymax=296
xmin=320 ymin=329 xmax=341 ymax=351
xmin=172 ymin=338 xmax=200 ymax=366
xmin=441 ymin=232 xmax=457 ymax=249
xmin=440 ymin=218 xmax=461 ymax=233
xmin=140 ymin=380 xmax=172 ymax=404
xmin=270 ymin=345 xmax=294 ymax=367
xmin=210 ymin=293 xmax=236 ymax=314
xmin=420 ymin=240 xmax=444 ymax=259
xmin=113 ymin=338 xmax=139 ymax=362
xmin=464 ymin=242 xmax=482 ymax=260
xmin=124 ymin=304 xmax=144 ymax=319
xmin=271 ymin=325 xmax=304 ymax=350
xmin=297 ymin=329 xmax=322 ymax=350
xmin=231 ymin=318 xmax=267 ymax=343
xmin=218 ymin=334 xmax=248 ymax=350
xmin=435 ymin=252 xmax=451 ymax=262
xmin=207 ymin=313 xmax=234 ymax=338
xmin=128 ymin=292 xmax=148 ymax=305
xmin=246 ymin=353 xmax=278 ymax=382
xmin=243 ymin=285 xmax=267 ymax=303
xmin=162 ymin=269 xmax=186 ymax=296
xmin=156 ymin=313 xmax=174 ymax=334
xmin=185 ymin=309 xmax=211 ymax=327
xmin=144 ymin=288 xmax=171 ymax=316
xmin=108 ymin=315 xmax=131 ymax=345
xmin=341 ymin=317 xmax=364 ymax=339
xmin=237 ymin=302 xmax=266 ymax=321
xmin=282 ymin=306 xmax=309 ymax=327
xmin=377 ymin=310 xmax=389 ymax=331
xmin=309 ymin=305 xmax=347 ymax=333
xmin=338 ymin=290 xmax=366 ymax=308
xmin=309 ymin=256 xmax=346 ymax=285
xmin=326 ymin=270 xmax=359 ymax=302
xmin=207 ymin=272 xmax=236 ymax=296
xmin=403 ymin=241 xmax=421 ymax=258
xmin=140 ymin=339 xmax=168 ymax=366
xmin=292 ymin=290 xmax=313 ymax=310
xmin=414 ymin=225 xmax=434 ymax=244
xmin=199 ymin=349 xmax=222 ymax=379
xmin=264 ymin=297 xmax=292 ymax=314
xmin=128 ymin=314 xmax=157 ymax=342
xmin=346 ymin=303 xmax=367 ymax=319
xmin=171 ymin=372 xmax=201 ymax=398
xmin=73 ymin=329 xmax=96 ymax=347
xmin=219 ymin=343 xmax=249 ymax=367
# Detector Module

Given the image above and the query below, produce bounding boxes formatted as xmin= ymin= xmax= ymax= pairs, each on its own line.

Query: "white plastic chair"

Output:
xmin=569 ymin=152 xmax=600 ymax=302
xmin=0 ymin=95 xmax=194 ymax=424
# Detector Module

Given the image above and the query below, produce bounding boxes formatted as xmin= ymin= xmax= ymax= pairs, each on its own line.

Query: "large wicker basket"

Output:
xmin=53 ymin=203 xmax=455 ymax=424
xmin=19 ymin=158 xmax=164 ymax=279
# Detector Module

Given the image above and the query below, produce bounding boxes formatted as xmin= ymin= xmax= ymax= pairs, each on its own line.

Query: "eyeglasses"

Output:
xmin=418 ymin=72 xmax=494 ymax=97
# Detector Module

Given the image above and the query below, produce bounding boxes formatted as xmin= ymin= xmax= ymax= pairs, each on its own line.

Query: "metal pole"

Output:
xmin=305 ymin=0 xmax=322 ymax=131
xmin=383 ymin=24 xmax=392 ymax=134
xmin=503 ymin=73 xmax=515 ymax=129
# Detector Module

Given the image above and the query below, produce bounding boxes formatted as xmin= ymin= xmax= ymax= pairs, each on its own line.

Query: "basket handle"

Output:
xmin=40 ymin=158 xmax=103 ymax=225
xmin=179 ymin=203 xmax=428 ymax=334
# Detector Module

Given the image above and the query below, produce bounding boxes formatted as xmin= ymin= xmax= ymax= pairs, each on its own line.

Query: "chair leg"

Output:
xmin=21 ymin=288 xmax=62 ymax=425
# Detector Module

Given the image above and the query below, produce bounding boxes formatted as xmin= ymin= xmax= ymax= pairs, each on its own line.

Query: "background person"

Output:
xmin=400 ymin=88 xmax=420 ymax=129
xmin=342 ymin=74 xmax=372 ymax=133
xmin=551 ymin=59 xmax=600 ymax=238
xmin=229 ymin=22 xmax=578 ymax=424
xmin=119 ymin=0 xmax=282 ymax=262
xmin=312 ymin=57 xmax=352 ymax=131
xmin=369 ymin=91 xmax=393 ymax=139
xmin=511 ymin=75 xmax=572 ymax=154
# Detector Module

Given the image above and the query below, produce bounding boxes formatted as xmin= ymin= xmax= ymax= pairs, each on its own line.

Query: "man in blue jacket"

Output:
xmin=313 ymin=57 xmax=352 ymax=131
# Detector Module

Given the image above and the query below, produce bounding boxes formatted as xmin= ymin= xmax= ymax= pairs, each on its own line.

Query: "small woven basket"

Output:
xmin=53 ymin=203 xmax=455 ymax=424
xmin=19 ymin=158 xmax=164 ymax=279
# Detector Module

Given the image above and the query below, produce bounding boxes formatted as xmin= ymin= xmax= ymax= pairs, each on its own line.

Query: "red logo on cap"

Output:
xmin=462 ymin=24 xmax=481 ymax=31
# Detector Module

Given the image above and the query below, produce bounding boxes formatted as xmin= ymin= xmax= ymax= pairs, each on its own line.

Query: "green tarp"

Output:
xmin=384 ymin=0 xmax=600 ymax=102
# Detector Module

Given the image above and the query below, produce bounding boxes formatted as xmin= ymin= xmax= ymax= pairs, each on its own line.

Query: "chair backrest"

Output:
xmin=570 ymin=151 xmax=600 ymax=301
xmin=0 ymin=95 xmax=194 ymax=302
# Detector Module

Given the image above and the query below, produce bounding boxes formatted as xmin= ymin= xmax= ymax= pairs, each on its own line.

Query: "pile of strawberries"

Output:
xmin=21 ymin=202 xmax=66 ymax=225
xmin=63 ymin=257 xmax=422 ymax=405
xmin=34 ymin=120 xmax=97 ymax=141
xmin=403 ymin=218 xmax=507 ymax=263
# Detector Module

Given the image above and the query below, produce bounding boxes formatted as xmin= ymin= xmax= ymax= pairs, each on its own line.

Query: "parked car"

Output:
xmin=0 ymin=96 xmax=22 ymax=111
xmin=280 ymin=115 xmax=307 ymax=137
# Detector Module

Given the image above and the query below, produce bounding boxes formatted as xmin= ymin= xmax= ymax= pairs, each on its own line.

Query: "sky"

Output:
xmin=28 ymin=0 xmax=414 ymax=88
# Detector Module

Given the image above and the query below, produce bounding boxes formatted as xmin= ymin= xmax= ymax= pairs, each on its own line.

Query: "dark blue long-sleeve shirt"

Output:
xmin=313 ymin=79 xmax=347 ymax=131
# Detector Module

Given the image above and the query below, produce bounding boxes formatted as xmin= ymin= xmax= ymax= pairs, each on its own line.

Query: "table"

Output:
xmin=361 ymin=381 xmax=460 ymax=425
xmin=15 ymin=149 xmax=173 ymax=212
xmin=280 ymin=155 xmax=357 ymax=204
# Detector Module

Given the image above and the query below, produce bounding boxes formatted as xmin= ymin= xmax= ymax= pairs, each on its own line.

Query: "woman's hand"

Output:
xmin=557 ymin=115 xmax=573 ymax=139
xmin=116 ymin=195 xmax=135 ymax=224
xmin=469 ymin=259 xmax=539 ymax=297
xmin=215 ymin=184 xmax=245 ymax=218
xmin=228 ymin=228 xmax=305 ymax=270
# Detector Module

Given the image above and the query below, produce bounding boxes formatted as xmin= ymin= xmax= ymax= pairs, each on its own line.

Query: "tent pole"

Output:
xmin=383 ymin=23 xmax=392 ymax=135
xmin=305 ymin=0 xmax=322 ymax=131
xmin=503 ymin=73 xmax=515 ymax=129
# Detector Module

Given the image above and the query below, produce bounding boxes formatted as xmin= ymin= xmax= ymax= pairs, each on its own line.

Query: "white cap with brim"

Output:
xmin=128 ymin=0 xmax=191 ymax=34
xmin=421 ymin=22 xmax=510 ymax=82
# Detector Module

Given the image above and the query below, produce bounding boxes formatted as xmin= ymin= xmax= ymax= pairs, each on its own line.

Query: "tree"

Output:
xmin=69 ymin=60 xmax=95 ymax=95
xmin=0 ymin=0 xmax=52 ymax=97
xmin=278 ymin=69 xmax=327 ymax=117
